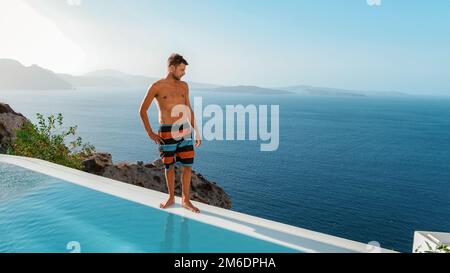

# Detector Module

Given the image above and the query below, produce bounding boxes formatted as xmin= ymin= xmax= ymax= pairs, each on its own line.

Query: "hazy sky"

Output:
xmin=0 ymin=0 xmax=449 ymax=94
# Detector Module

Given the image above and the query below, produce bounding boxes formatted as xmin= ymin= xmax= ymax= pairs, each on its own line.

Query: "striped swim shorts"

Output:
xmin=158 ymin=122 xmax=195 ymax=170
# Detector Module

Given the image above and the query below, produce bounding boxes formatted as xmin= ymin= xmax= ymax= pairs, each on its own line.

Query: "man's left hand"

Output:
xmin=195 ymin=138 xmax=202 ymax=147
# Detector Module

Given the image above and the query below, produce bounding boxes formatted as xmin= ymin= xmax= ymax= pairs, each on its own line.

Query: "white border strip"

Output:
xmin=0 ymin=154 xmax=397 ymax=253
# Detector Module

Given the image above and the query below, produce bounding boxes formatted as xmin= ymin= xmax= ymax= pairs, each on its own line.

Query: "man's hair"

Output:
xmin=167 ymin=53 xmax=188 ymax=67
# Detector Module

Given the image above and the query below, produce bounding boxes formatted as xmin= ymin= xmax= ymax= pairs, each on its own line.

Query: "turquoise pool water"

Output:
xmin=0 ymin=162 xmax=298 ymax=253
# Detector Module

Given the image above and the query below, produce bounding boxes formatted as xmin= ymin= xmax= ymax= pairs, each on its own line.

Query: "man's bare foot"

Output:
xmin=160 ymin=197 xmax=175 ymax=209
xmin=182 ymin=200 xmax=200 ymax=213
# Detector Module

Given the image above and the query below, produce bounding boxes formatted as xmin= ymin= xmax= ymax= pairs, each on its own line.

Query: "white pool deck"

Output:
xmin=0 ymin=154 xmax=397 ymax=253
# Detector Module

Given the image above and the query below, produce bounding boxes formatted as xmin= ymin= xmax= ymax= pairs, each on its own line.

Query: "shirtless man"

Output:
xmin=139 ymin=53 xmax=201 ymax=213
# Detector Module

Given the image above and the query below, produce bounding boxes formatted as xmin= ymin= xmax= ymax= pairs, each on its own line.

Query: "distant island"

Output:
xmin=0 ymin=58 xmax=408 ymax=97
xmin=59 ymin=69 xmax=221 ymax=90
xmin=279 ymin=85 xmax=408 ymax=97
xmin=0 ymin=59 xmax=72 ymax=90
xmin=204 ymin=85 xmax=295 ymax=95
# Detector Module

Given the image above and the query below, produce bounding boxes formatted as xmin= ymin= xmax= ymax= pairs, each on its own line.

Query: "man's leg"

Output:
xmin=160 ymin=165 xmax=175 ymax=209
xmin=181 ymin=166 xmax=200 ymax=213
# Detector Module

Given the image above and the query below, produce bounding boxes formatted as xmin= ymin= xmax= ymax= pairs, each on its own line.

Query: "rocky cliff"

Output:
xmin=82 ymin=152 xmax=231 ymax=209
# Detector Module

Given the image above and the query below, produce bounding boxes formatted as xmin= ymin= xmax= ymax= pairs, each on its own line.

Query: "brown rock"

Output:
xmin=81 ymin=152 xmax=113 ymax=175
xmin=0 ymin=102 xmax=29 ymax=153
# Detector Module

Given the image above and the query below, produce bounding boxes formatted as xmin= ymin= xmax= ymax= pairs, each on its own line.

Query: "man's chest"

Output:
xmin=157 ymin=87 xmax=186 ymax=105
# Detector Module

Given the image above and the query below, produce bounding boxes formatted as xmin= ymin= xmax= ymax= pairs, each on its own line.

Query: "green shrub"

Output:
xmin=415 ymin=241 xmax=450 ymax=253
xmin=7 ymin=113 xmax=96 ymax=170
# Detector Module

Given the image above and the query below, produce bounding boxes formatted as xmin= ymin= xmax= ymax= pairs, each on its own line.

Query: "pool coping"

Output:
xmin=0 ymin=154 xmax=397 ymax=253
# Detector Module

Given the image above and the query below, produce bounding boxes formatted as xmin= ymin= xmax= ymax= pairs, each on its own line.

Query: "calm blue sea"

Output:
xmin=1 ymin=88 xmax=449 ymax=252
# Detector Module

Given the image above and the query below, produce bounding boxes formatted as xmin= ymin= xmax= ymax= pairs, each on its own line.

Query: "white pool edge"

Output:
xmin=0 ymin=154 xmax=397 ymax=253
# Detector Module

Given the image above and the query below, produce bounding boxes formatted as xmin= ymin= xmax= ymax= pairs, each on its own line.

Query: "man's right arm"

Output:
xmin=139 ymin=83 xmax=163 ymax=144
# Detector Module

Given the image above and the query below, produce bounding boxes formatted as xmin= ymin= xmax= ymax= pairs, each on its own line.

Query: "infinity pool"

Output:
xmin=1 ymin=155 xmax=393 ymax=253
xmin=0 ymin=162 xmax=298 ymax=253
